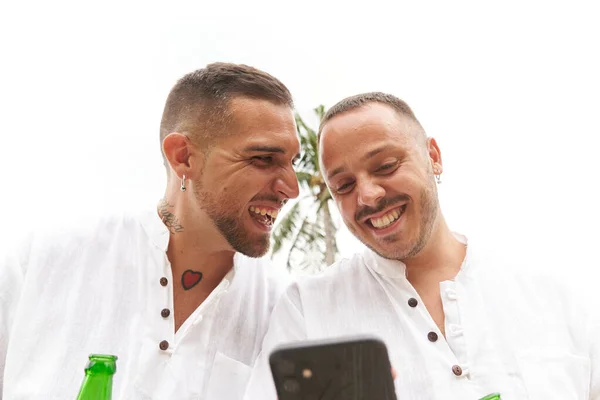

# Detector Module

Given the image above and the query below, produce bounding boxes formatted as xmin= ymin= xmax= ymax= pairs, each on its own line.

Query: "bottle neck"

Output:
xmin=76 ymin=373 xmax=114 ymax=400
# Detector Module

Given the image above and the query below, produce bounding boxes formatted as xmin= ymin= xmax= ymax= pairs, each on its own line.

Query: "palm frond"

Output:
xmin=295 ymin=112 xmax=320 ymax=174
xmin=314 ymin=105 xmax=326 ymax=121
xmin=286 ymin=215 xmax=312 ymax=269
xmin=276 ymin=105 xmax=339 ymax=272
xmin=295 ymin=171 xmax=315 ymax=192
xmin=271 ymin=201 xmax=302 ymax=257
xmin=287 ymin=216 xmax=328 ymax=270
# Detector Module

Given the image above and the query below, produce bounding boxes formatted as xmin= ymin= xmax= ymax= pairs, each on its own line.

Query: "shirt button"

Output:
xmin=161 ymin=308 xmax=171 ymax=318
xmin=159 ymin=340 xmax=169 ymax=351
xmin=408 ymin=298 xmax=418 ymax=307
xmin=160 ymin=277 xmax=168 ymax=286
xmin=427 ymin=332 xmax=438 ymax=342
xmin=452 ymin=365 xmax=463 ymax=376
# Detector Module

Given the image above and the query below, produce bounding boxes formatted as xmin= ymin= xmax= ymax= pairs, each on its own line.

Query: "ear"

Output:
xmin=162 ymin=133 xmax=204 ymax=180
xmin=426 ymin=137 xmax=443 ymax=175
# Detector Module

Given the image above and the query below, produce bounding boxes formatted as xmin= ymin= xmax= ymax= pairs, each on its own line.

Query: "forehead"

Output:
xmin=319 ymin=103 xmax=418 ymax=169
xmin=221 ymin=97 xmax=299 ymax=150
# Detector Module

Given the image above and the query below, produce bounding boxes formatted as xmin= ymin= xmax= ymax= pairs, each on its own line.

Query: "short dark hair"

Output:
xmin=318 ymin=92 xmax=423 ymax=139
xmin=159 ymin=62 xmax=294 ymax=167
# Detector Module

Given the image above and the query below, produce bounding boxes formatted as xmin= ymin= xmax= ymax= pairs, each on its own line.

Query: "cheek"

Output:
xmin=336 ymin=199 xmax=356 ymax=224
xmin=224 ymin=175 xmax=273 ymax=203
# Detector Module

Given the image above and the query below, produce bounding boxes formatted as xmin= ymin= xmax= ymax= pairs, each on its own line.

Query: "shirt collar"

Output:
xmin=138 ymin=207 xmax=241 ymax=283
xmin=138 ymin=208 xmax=170 ymax=252
xmin=363 ymin=232 xmax=470 ymax=279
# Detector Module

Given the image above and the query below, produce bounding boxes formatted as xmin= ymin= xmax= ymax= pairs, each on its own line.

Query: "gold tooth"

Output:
xmin=254 ymin=208 xmax=261 ymax=214
xmin=260 ymin=209 xmax=267 ymax=216
xmin=249 ymin=206 xmax=255 ymax=212
xmin=272 ymin=210 xmax=279 ymax=219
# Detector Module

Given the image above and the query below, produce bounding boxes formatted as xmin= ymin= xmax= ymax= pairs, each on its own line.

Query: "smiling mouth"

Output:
xmin=366 ymin=205 xmax=407 ymax=229
xmin=248 ymin=206 xmax=279 ymax=227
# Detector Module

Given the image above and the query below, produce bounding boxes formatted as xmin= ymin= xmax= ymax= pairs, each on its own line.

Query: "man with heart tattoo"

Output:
xmin=0 ymin=63 xmax=300 ymax=399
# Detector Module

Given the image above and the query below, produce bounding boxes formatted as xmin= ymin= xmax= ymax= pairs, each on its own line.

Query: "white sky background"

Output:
xmin=1 ymin=1 xmax=599 ymax=286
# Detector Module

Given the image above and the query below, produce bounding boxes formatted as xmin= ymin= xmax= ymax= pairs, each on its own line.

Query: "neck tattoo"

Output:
xmin=181 ymin=269 xmax=203 ymax=290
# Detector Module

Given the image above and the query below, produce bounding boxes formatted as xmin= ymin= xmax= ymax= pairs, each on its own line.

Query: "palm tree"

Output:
xmin=271 ymin=105 xmax=338 ymax=272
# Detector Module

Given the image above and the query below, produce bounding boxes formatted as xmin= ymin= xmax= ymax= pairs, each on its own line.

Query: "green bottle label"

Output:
xmin=479 ymin=394 xmax=501 ymax=400
xmin=76 ymin=354 xmax=118 ymax=400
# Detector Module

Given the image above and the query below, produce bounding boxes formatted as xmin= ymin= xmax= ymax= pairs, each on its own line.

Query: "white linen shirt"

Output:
xmin=244 ymin=235 xmax=600 ymax=400
xmin=0 ymin=210 xmax=291 ymax=400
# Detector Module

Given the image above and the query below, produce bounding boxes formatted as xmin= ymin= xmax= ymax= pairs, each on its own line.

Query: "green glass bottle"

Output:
xmin=76 ymin=354 xmax=118 ymax=400
xmin=479 ymin=394 xmax=501 ymax=400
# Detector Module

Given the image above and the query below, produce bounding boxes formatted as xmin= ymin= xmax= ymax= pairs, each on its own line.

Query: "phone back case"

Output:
xmin=269 ymin=336 xmax=397 ymax=400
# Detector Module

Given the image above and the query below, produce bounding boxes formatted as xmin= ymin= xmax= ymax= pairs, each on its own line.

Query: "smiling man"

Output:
xmin=244 ymin=92 xmax=599 ymax=399
xmin=1 ymin=63 xmax=300 ymax=399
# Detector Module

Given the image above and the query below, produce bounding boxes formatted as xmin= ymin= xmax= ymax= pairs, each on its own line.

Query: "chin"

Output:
xmin=238 ymin=236 xmax=270 ymax=258
xmin=365 ymin=236 xmax=417 ymax=261
xmin=244 ymin=247 xmax=269 ymax=258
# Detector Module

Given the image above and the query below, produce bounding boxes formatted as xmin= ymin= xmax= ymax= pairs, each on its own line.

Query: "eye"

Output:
xmin=335 ymin=180 xmax=355 ymax=195
xmin=376 ymin=161 xmax=399 ymax=174
xmin=252 ymin=155 xmax=274 ymax=167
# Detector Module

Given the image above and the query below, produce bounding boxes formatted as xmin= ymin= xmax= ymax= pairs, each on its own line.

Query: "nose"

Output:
xmin=357 ymin=179 xmax=385 ymax=208
xmin=273 ymin=166 xmax=300 ymax=200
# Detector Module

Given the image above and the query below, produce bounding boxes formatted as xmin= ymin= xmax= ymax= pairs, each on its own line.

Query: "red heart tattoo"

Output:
xmin=181 ymin=269 xmax=203 ymax=290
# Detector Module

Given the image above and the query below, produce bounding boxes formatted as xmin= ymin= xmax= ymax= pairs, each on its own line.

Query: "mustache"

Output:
xmin=355 ymin=194 xmax=409 ymax=221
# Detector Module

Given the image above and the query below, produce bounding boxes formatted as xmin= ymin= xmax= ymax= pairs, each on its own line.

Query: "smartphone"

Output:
xmin=269 ymin=335 xmax=397 ymax=400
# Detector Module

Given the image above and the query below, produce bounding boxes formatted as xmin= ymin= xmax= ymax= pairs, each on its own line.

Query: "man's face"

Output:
xmin=195 ymin=97 xmax=300 ymax=257
xmin=320 ymin=103 xmax=441 ymax=261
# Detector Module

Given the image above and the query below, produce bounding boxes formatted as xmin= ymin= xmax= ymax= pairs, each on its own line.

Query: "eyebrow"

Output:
xmin=327 ymin=145 xmax=390 ymax=179
xmin=244 ymin=145 xmax=286 ymax=154
xmin=244 ymin=145 xmax=301 ymax=162
xmin=362 ymin=145 xmax=388 ymax=161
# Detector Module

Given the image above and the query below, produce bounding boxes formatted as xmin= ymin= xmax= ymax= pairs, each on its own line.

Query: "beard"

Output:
xmin=193 ymin=181 xmax=270 ymax=258
xmin=351 ymin=175 xmax=439 ymax=262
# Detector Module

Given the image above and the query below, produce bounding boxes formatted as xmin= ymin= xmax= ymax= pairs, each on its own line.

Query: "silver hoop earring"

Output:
xmin=180 ymin=175 xmax=186 ymax=192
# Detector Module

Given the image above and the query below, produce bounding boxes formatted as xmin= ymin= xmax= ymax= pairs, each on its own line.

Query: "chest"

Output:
xmin=301 ymin=279 xmax=591 ymax=399
xmin=172 ymin=288 xmax=212 ymax=333
xmin=413 ymin=287 xmax=446 ymax=335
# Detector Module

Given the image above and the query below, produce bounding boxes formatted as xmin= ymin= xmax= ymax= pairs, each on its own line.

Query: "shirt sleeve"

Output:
xmin=0 ymin=239 xmax=29 ymax=397
xmin=243 ymin=282 xmax=307 ymax=400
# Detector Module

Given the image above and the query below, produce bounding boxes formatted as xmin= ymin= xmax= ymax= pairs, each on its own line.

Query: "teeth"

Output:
xmin=370 ymin=207 xmax=403 ymax=229
xmin=249 ymin=206 xmax=279 ymax=220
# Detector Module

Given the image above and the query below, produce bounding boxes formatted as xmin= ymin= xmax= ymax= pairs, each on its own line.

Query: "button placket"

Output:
xmin=157 ymin=257 xmax=175 ymax=355
xmin=440 ymin=280 xmax=470 ymax=378
xmin=404 ymin=294 xmax=443 ymax=345
xmin=448 ymin=324 xmax=463 ymax=337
